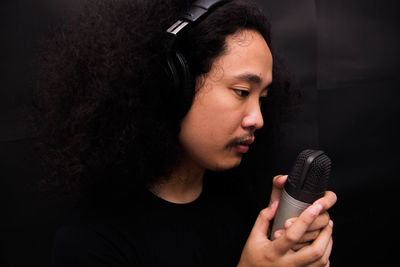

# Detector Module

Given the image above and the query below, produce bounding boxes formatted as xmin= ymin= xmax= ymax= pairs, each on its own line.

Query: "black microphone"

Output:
xmin=270 ymin=149 xmax=331 ymax=239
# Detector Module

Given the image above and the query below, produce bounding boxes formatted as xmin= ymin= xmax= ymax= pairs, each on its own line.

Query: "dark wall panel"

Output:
xmin=315 ymin=1 xmax=400 ymax=265
xmin=257 ymin=0 xmax=400 ymax=265
xmin=261 ymin=0 xmax=320 ymax=169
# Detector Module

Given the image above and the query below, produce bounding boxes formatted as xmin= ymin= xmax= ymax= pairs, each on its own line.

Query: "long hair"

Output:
xmin=32 ymin=0 xmax=293 ymax=201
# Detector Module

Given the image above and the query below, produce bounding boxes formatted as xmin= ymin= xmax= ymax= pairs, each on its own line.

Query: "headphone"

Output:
xmin=164 ymin=0 xmax=231 ymax=97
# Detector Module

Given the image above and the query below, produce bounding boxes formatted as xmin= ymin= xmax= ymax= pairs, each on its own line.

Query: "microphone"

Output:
xmin=270 ymin=149 xmax=331 ymax=239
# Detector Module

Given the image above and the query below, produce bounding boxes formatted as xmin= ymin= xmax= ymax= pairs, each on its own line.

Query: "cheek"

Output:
xmin=180 ymin=95 xmax=239 ymax=149
xmin=179 ymin=104 xmax=221 ymax=156
xmin=178 ymin=96 xmax=243 ymax=169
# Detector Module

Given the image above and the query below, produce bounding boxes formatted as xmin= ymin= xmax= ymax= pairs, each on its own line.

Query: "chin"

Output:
xmin=210 ymin=157 xmax=243 ymax=172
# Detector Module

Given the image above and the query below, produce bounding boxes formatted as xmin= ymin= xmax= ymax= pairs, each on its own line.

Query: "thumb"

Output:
xmin=269 ymin=175 xmax=287 ymax=205
xmin=251 ymin=200 xmax=279 ymax=239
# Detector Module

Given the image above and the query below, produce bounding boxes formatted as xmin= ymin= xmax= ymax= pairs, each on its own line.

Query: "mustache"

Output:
xmin=226 ymin=134 xmax=255 ymax=148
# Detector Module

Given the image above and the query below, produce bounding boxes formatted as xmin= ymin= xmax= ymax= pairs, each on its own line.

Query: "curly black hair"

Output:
xmin=32 ymin=0 xmax=293 ymax=201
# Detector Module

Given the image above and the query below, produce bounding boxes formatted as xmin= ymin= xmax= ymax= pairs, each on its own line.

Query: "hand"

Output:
xmin=237 ymin=199 xmax=333 ymax=267
xmin=269 ymin=175 xmax=336 ymax=251
xmin=273 ymin=191 xmax=337 ymax=251
xmin=237 ymin=175 xmax=337 ymax=267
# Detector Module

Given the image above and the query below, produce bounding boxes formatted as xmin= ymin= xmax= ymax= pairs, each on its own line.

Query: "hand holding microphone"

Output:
xmin=238 ymin=150 xmax=337 ymax=267
xmin=270 ymin=149 xmax=332 ymax=240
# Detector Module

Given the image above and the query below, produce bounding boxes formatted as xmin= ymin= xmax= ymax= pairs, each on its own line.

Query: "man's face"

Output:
xmin=179 ymin=29 xmax=273 ymax=171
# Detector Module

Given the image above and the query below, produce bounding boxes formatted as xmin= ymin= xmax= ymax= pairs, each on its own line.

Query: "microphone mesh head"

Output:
xmin=303 ymin=153 xmax=331 ymax=193
xmin=288 ymin=149 xmax=331 ymax=195
xmin=288 ymin=149 xmax=316 ymax=184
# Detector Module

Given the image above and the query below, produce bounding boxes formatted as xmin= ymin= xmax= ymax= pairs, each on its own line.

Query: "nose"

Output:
xmin=241 ymin=101 xmax=264 ymax=131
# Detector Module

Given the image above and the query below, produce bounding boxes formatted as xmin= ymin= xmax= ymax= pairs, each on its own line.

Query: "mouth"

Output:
xmin=237 ymin=137 xmax=255 ymax=146
xmin=228 ymin=136 xmax=255 ymax=154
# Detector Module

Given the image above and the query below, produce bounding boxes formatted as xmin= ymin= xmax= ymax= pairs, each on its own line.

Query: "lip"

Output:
xmin=235 ymin=144 xmax=250 ymax=153
xmin=233 ymin=137 xmax=255 ymax=153
xmin=240 ymin=137 xmax=255 ymax=146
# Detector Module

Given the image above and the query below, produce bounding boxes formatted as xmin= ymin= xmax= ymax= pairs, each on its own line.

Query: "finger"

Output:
xmin=291 ymin=241 xmax=311 ymax=251
xmin=295 ymin=220 xmax=333 ymax=266
xmin=298 ymin=230 xmax=320 ymax=243
xmin=271 ymin=203 xmax=323 ymax=254
xmin=269 ymin=175 xmax=287 ymax=205
xmin=313 ymin=191 xmax=337 ymax=212
xmin=285 ymin=212 xmax=329 ymax=232
xmin=308 ymin=212 xmax=330 ymax=231
xmin=282 ymin=220 xmax=322 ymax=251
xmin=321 ymin=238 xmax=333 ymax=266
xmin=250 ymin=201 xmax=279 ymax=239
xmin=275 ymin=228 xmax=319 ymax=243
xmin=307 ymin=238 xmax=333 ymax=267
xmin=273 ymin=229 xmax=285 ymax=239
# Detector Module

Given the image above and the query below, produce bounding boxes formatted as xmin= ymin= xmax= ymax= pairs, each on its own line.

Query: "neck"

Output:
xmin=149 ymin=158 xmax=205 ymax=204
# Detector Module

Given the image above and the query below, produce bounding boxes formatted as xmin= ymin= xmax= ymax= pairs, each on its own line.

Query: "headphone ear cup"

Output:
xmin=164 ymin=51 xmax=194 ymax=117
xmin=174 ymin=51 xmax=193 ymax=95
xmin=166 ymin=54 xmax=181 ymax=94
xmin=174 ymin=51 xmax=194 ymax=115
xmin=166 ymin=51 xmax=194 ymax=96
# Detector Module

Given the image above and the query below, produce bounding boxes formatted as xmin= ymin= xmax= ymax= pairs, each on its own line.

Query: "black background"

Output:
xmin=262 ymin=0 xmax=400 ymax=265
xmin=1 ymin=0 xmax=399 ymax=266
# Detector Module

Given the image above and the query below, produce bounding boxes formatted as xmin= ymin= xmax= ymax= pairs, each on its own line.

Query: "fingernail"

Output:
xmin=315 ymin=203 xmax=323 ymax=211
xmin=275 ymin=231 xmax=282 ymax=238
xmin=329 ymin=220 xmax=334 ymax=227
xmin=309 ymin=204 xmax=322 ymax=216
xmin=285 ymin=220 xmax=293 ymax=228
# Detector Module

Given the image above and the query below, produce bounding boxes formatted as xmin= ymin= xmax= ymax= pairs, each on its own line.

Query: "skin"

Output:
xmin=150 ymin=29 xmax=337 ymax=266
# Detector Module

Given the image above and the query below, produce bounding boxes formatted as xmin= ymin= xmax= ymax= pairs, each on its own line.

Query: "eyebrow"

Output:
xmin=234 ymin=73 xmax=262 ymax=84
xmin=233 ymin=72 xmax=271 ymax=90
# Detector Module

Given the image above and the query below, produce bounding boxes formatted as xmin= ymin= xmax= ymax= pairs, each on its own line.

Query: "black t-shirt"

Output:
xmin=52 ymin=175 xmax=265 ymax=267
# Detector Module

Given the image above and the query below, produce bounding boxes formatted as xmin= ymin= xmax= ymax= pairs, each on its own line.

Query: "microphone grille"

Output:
xmin=287 ymin=149 xmax=331 ymax=200
xmin=303 ymin=153 xmax=331 ymax=193
xmin=289 ymin=149 xmax=316 ymax=182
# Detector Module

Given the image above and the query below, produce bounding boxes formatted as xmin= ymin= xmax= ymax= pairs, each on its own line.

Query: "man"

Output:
xmin=34 ymin=0 xmax=336 ymax=266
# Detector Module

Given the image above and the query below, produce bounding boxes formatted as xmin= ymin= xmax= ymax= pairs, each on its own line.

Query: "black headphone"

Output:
xmin=164 ymin=0 xmax=231 ymax=97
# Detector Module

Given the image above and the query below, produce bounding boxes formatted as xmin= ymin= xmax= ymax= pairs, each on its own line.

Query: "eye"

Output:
xmin=233 ymin=89 xmax=250 ymax=98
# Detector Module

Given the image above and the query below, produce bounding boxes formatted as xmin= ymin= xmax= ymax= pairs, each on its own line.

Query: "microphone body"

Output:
xmin=270 ymin=149 xmax=331 ymax=239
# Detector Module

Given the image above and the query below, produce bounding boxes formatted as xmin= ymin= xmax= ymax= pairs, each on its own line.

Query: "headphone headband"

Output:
xmin=182 ymin=0 xmax=230 ymax=22
xmin=166 ymin=0 xmax=230 ymax=36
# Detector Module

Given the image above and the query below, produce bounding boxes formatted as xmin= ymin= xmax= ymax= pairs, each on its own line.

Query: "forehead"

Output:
xmin=209 ymin=29 xmax=273 ymax=85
